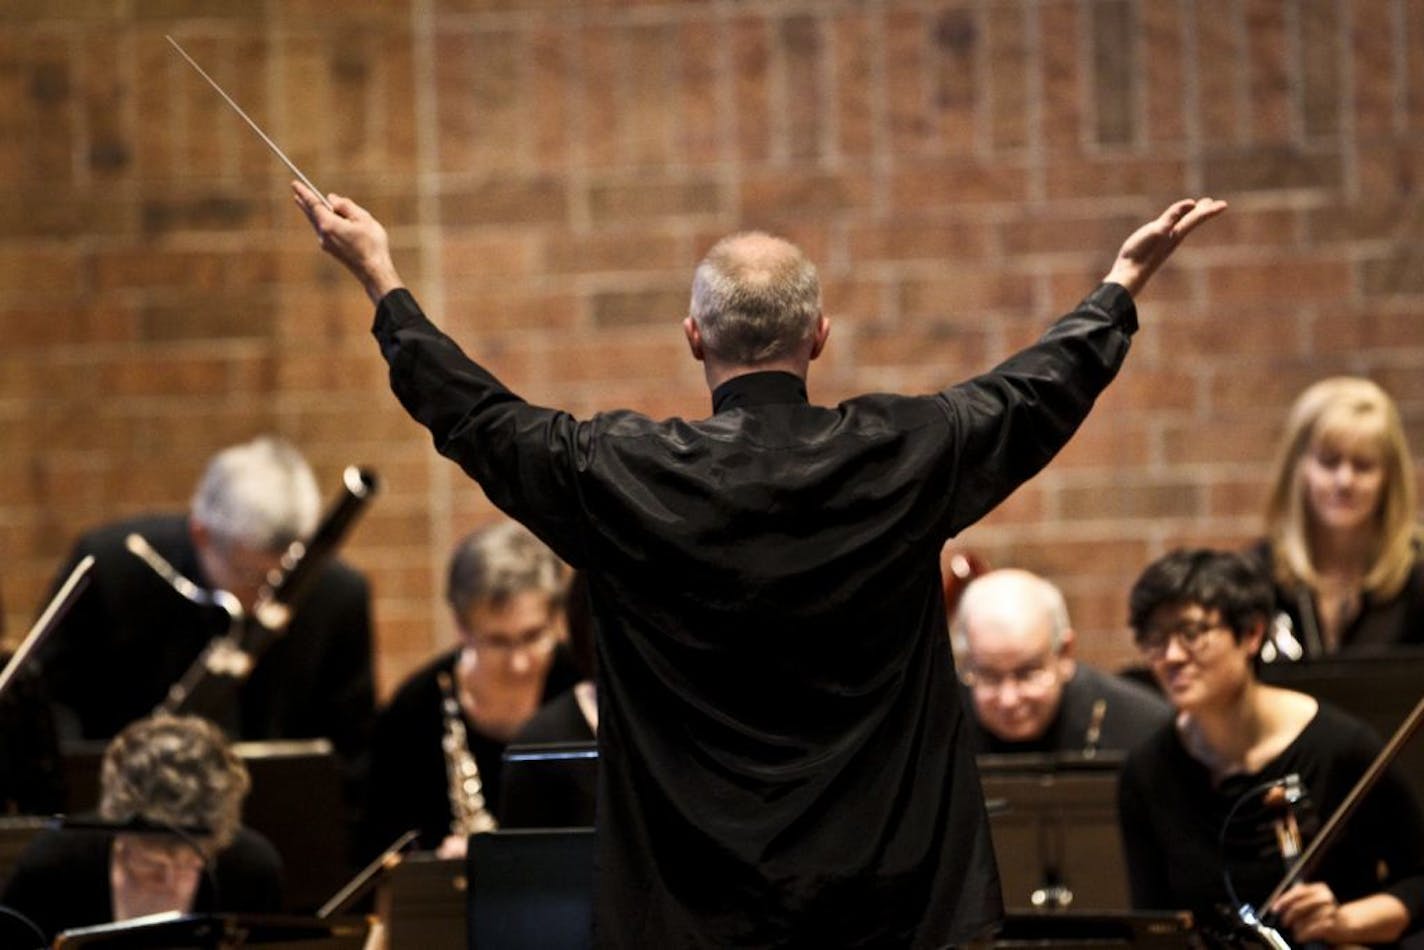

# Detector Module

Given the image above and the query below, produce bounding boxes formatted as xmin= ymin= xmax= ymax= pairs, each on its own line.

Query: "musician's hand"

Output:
xmin=1272 ymin=884 xmax=1409 ymax=945
xmin=435 ymin=833 xmax=469 ymax=860
xmin=1103 ymin=197 xmax=1227 ymax=298
xmin=292 ymin=180 xmax=404 ymax=305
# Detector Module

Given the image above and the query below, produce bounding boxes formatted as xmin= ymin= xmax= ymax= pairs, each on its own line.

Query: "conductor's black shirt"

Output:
xmin=374 ymin=283 xmax=1137 ymax=948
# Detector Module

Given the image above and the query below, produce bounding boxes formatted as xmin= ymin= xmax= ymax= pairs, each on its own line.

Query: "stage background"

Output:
xmin=3 ymin=0 xmax=1423 ymax=695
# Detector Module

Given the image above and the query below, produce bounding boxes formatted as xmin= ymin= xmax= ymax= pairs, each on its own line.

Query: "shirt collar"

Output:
xmin=711 ymin=371 xmax=809 ymax=414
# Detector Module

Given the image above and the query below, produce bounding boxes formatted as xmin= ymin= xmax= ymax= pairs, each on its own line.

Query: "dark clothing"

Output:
xmin=374 ymin=282 xmax=1137 ymax=948
xmin=969 ymin=664 xmax=1172 ymax=757
xmin=364 ymin=646 xmax=579 ymax=854
xmin=0 ymin=824 xmax=283 ymax=942
xmin=1251 ymin=539 xmax=1424 ymax=657
xmin=0 ymin=652 xmax=64 ymax=816
xmin=33 ymin=514 xmax=375 ymax=760
xmin=500 ymin=689 xmax=598 ymax=829
xmin=1118 ymin=703 xmax=1424 ymax=937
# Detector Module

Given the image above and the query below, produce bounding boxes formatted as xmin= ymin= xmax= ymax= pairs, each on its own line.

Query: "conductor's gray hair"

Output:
xmin=190 ymin=436 xmax=321 ymax=552
xmin=690 ymin=231 xmax=821 ymax=364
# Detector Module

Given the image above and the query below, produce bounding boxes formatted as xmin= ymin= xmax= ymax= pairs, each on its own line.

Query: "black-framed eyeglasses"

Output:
xmin=1135 ymin=618 xmax=1227 ymax=659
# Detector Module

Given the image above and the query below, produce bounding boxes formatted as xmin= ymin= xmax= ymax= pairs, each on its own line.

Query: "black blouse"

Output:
xmin=1118 ymin=703 xmax=1424 ymax=938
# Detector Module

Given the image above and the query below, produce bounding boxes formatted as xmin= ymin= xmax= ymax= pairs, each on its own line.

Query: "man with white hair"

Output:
xmin=34 ymin=436 xmax=375 ymax=761
xmin=952 ymin=568 xmax=1169 ymax=755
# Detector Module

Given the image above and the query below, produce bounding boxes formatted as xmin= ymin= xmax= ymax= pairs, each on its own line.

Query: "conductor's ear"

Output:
xmin=809 ymin=314 xmax=830 ymax=361
xmin=683 ymin=316 xmax=706 ymax=362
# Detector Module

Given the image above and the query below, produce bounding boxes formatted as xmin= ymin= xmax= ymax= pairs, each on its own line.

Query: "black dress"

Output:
xmin=362 ymin=645 xmax=580 ymax=854
xmin=1118 ymin=703 xmax=1424 ymax=937
xmin=0 ymin=825 xmax=283 ymax=943
xmin=374 ymin=282 xmax=1138 ymax=948
xmin=1250 ymin=539 xmax=1424 ymax=657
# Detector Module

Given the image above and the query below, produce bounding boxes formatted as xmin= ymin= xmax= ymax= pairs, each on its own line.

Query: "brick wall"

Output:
xmin=3 ymin=0 xmax=1423 ymax=694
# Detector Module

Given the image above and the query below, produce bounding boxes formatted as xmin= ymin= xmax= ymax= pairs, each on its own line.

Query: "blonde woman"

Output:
xmin=1255 ymin=377 xmax=1424 ymax=659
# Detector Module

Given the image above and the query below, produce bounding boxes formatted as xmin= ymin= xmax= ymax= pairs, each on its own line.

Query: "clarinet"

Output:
xmin=437 ymin=670 xmax=498 ymax=838
xmin=157 ymin=466 xmax=378 ymax=719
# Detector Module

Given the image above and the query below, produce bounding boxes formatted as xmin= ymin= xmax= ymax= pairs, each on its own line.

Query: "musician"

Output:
xmin=0 ymin=713 xmax=282 ymax=941
xmin=951 ymin=568 xmax=1169 ymax=755
xmin=31 ymin=437 xmax=375 ymax=805
xmin=1254 ymin=377 xmax=1424 ymax=659
xmin=363 ymin=520 xmax=578 ymax=858
xmin=1118 ymin=548 xmax=1424 ymax=945
xmin=295 ymin=179 xmax=1223 ymax=946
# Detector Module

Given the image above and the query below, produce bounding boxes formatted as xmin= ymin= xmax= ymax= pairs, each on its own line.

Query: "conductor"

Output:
xmin=294 ymin=181 xmax=1224 ymax=948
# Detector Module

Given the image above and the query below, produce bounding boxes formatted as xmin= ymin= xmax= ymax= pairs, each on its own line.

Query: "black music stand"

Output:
xmin=467 ymin=829 xmax=595 ymax=950
xmin=53 ymin=913 xmax=368 ymax=949
xmin=978 ymin=752 xmax=1130 ymax=911
xmin=499 ymin=741 xmax=598 ymax=829
xmin=980 ymin=909 xmax=1203 ymax=949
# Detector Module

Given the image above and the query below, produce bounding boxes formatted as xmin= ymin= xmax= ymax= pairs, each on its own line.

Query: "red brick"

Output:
xmin=675 ymin=17 xmax=723 ymax=166
xmin=542 ymin=231 xmax=683 ymax=275
xmin=833 ymin=12 xmax=878 ymax=159
xmin=1244 ymin=0 xmax=1292 ymax=144
xmin=1204 ymin=257 xmax=1353 ymax=305
xmin=1043 ymin=156 xmax=1188 ymax=201
xmin=781 ymin=14 xmax=825 ymax=162
xmin=1195 ymin=0 xmax=1245 ymax=144
xmin=1090 ymin=0 xmax=1135 ymax=147
xmin=1058 ymin=479 xmax=1204 ymax=521
xmin=740 ymin=168 xmax=875 ymax=220
xmin=1351 ymin=0 xmax=1396 ymax=139
xmin=886 ymin=8 xmax=930 ymax=154
xmin=848 ymin=219 xmax=993 ymax=264
xmin=1141 ymin=0 xmax=1187 ymax=144
xmin=899 ymin=269 xmax=1035 ymax=317
xmin=984 ymin=3 xmax=1030 ymax=150
xmin=732 ymin=15 xmax=772 ymax=163
xmin=1300 ymin=0 xmax=1343 ymax=138
xmin=1040 ymin=0 xmax=1083 ymax=150
xmin=929 ymin=4 xmax=979 ymax=154
xmin=889 ymin=159 xmax=1029 ymax=208
xmin=588 ymin=177 xmax=722 ymax=224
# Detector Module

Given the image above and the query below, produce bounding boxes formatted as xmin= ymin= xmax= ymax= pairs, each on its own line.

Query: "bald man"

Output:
xmin=952 ymin=569 xmax=1170 ymax=756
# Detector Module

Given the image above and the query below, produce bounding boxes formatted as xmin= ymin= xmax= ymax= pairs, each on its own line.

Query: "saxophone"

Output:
xmin=437 ymin=670 xmax=498 ymax=837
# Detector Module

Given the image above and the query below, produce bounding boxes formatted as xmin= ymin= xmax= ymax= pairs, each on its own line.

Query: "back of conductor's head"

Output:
xmin=687 ymin=232 xmax=825 ymax=374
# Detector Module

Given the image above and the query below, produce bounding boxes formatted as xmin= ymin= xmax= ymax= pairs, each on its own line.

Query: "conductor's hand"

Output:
xmin=1104 ymin=197 xmax=1227 ymax=298
xmin=292 ymin=180 xmax=404 ymax=305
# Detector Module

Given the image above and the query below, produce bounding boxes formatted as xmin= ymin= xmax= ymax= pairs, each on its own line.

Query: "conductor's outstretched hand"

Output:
xmin=1105 ymin=198 xmax=1227 ymax=298
xmin=292 ymin=181 xmax=404 ymax=305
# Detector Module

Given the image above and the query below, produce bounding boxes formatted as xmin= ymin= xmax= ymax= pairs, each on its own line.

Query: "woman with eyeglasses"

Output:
xmin=1116 ymin=549 xmax=1424 ymax=946
xmin=1255 ymin=377 xmax=1424 ymax=660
